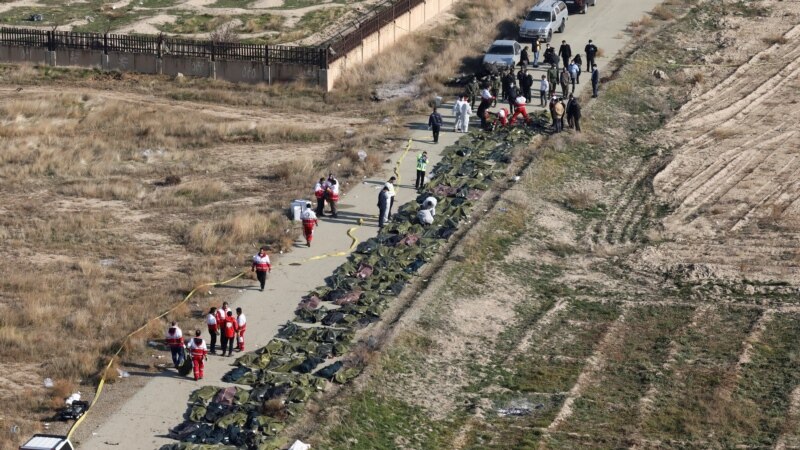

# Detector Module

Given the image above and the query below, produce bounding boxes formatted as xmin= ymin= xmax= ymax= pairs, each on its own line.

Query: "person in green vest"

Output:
xmin=466 ymin=76 xmax=479 ymax=108
xmin=415 ymin=151 xmax=429 ymax=190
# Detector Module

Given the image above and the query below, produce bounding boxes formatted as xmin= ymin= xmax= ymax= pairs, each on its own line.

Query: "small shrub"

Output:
xmin=651 ymin=5 xmax=676 ymax=21
xmin=762 ymin=34 xmax=787 ymax=46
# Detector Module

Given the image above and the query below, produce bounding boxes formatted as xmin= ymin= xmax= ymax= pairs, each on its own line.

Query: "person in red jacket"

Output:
xmin=251 ymin=248 xmax=271 ymax=292
xmin=313 ymin=177 xmax=326 ymax=216
xmin=236 ymin=307 xmax=247 ymax=352
xmin=165 ymin=322 xmax=185 ymax=368
xmin=187 ymin=330 xmax=208 ymax=381
xmin=510 ymin=94 xmax=530 ymax=126
xmin=220 ymin=310 xmax=239 ymax=356
xmin=205 ymin=307 xmax=218 ymax=354
xmin=300 ymin=203 xmax=318 ymax=247
xmin=325 ymin=175 xmax=340 ymax=218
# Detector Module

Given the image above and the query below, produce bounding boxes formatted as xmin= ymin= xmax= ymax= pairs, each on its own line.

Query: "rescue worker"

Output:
xmin=558 ymin=40 xmax=572 ymax=70
xmin=325 ymin=177 xmax=339 ymax=218
xmin=313 ymin=177 xmax=326 ymax=217
xmin=452 ymin=95 xmax=464 ymax=132
xmin=478 ymin=84 xmax=495 ymax=129
xmin=417 ymin=206 xmax=434 ymax=225
xmin=466 ymin=76 xmax=479 ymax=108
xmin=165 ymin=321 xmax=185 ymax=368
xmin=457 ymin=95 xmax=472 ymax=133
xmin=187 ymin=330 xmax=208 ymax=381
xmin=422 ymin=196 xmax=437 ymax=216
xmin=206 ymin=306 xmax=218 ymax=354
xmin=216 ymin=301 xmax=231 ymax=326
xmin=510 ymin=94 xmax=530 ymax=126
xmin=492 ymin=107 xmax=510 ymax=128
xmin=377 ymin=185 xmax=390 ymax=229
xmin=585 ymin=39 xmax=598 ymax=72
xmin=415 ymin=151 xmax=428 ymax=190
xmin=385 ymin=176 xmax=397 ymax=219
xmin=251 ymin=247 xmax=271 ymax=292
xmin=220 ymin=310 xmax=238 ymax=357
xmin=427 ymin=107 xmax=443 ymax=144
xmin=300 ymin=202 xmax=318 ymax=247
xmin=236 ymin=307 xmax=247 ymax=352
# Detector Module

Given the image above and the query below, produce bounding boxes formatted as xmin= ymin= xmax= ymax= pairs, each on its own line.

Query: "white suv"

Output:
xmin=519 ymin=0 xmax=569 ymax=43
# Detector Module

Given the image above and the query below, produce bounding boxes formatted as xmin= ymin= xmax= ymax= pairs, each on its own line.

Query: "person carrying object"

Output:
xmin=251 ymin=247 xmax=271 ymax=292
xmin=300 ymin=203 xmax=318 ymax=247
xmin=165 ymin=321 xmax=185 ymax=368
xmin=187 ymin=330 xmax=208 ymax=381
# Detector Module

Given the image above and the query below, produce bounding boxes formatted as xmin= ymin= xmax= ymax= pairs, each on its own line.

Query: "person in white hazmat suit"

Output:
xmin=417 ymin=196 xmax=437 ymax=225
xmin=458 ymin=95 xmax=473 ymax=133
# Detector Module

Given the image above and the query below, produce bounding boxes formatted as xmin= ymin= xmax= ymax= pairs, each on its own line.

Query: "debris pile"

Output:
xmin=161 ymin=127 xmax=537 ymax=450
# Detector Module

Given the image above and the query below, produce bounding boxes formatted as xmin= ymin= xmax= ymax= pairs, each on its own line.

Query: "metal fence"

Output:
xmin=0 ymin=0 xmax=429 ymax=69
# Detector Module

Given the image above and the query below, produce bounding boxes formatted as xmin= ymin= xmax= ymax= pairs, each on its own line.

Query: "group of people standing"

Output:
xmin=313 ymin=174 xmax=340 ymax=219
xmin=164 ymin=301 xmax=248 ymax=381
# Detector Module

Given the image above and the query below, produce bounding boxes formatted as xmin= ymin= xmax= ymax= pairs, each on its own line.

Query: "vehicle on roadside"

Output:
xmin=519 ymin=0 xmax=569 ymax=43
xmin=482 ymin=39 xmax=523 ymax=68
xmin=19 ymin=435 xmax=74 ymax=450
xmin=563 ymin=0 xmax=596 ymax=14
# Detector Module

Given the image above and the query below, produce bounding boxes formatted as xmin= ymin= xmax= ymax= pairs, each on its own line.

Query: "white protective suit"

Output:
xmin=458 ymin=100 xmax=473 ymax=133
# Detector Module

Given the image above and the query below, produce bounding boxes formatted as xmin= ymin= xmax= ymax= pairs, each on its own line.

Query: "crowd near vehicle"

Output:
xmin=519 ymin=0 xmax=569 ymax=43
xmin=482 ymin=39 xmax=524 ymax=67
xmin=19 ymin=435 xmax=74 ymax=450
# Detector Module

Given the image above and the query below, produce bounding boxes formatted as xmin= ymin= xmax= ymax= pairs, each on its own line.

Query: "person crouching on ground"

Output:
xmin=300 ymin=202 xmax=318 ymax=247
xmin=417 ymin=196 xmax=437 ymax=225
xmin=187 ymin=330 xmax=207 ymax=381
xmin=165 ymin=321 xmax=185 ymax=369
xmin=510 ymin=94 xmax=530 ymax=126
xmin=252 ymin=247 xmax=271 ymax=292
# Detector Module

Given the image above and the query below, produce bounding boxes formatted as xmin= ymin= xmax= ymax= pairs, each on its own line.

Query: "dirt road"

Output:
xmin=75 ymin=0 xmax=663 ymax=447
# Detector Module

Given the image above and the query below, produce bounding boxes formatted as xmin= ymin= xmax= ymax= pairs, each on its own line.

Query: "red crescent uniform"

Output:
xmin=187 ymin=337 xmax=208 ymax=380
xmin=300 ymin=209 xmax=318 ymax=245
xmin=510 ymin=96 xmax=530 ymax=125
xmin=223 ymin=315 xmax=239 ymax=339
xmin=236 ymin=313 xmax=247 ymax=351
xmin=206 ymin=313 xmax=217 ymax=334
xmin=165 ymin=327 xmax=184 ymax=348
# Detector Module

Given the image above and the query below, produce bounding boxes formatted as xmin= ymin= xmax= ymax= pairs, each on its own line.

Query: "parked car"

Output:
xmin=482 ymin=39 xmax=523 ymax=68
xmin=564 ymin=0 xmax=595 ymax=14
xmin=519 ymin=0 xmax=569 ymax=43
xmin=19 ymin=435 xmax=74 ymax=450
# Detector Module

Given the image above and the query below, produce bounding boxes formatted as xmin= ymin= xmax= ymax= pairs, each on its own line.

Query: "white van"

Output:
xmin=519 ymin=0 xmax=569 ymax=43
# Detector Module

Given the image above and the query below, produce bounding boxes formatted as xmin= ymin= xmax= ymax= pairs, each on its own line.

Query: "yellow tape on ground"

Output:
xmin=66 ymin=272 xmax=245 ymax=440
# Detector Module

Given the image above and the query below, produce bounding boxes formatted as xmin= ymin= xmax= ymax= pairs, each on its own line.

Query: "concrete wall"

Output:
xmin=0 ymin=0 xmax=458 ymax=91
xmin=324 ymin=0 xmax=458 ymax=90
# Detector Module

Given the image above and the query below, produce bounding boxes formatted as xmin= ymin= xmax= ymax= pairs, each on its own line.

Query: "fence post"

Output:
xmin=101 ymin=33 xmax=109 ymax=71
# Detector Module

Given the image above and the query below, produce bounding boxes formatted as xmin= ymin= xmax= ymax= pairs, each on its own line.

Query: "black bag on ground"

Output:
xmin=314 ymin=361 xmax=344 ymax=380
xmin=296 ymin=356 xmax=324 ymax=374
xmin=178 ymin=349 xmax=193 ymax=376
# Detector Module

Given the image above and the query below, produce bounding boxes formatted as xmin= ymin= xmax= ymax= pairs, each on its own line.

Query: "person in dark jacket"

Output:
xmin=591 ymin=64 xmax=600 ymax=97
xmin=377 ymin=186 xmax=390 ymax=229
xmin=543 ymin=44 xmax=557 ymax=70
xmin=506 ymin=82 xmax=518 ymax=115
xmin=558 ymin=40 xmax=572 ymax=70
xmin=520 ymin=45 xmax=530 ymax=67
xmin=522 ymin=71 xmax=534 ymax=103
xmin=585 ymin=40 xmax=598 ymax=72
xmin=547 ymin=65 xmax=559 ymax=97
xmin=566 ymin=94 xmax=582 ymax=132
xmin=427 ymin=107 xmax=443 ymax=143
xmin=559 ymin=67 xmax=571 ymax=98
xmin=572 ymin=54 xmax=583 ymax=83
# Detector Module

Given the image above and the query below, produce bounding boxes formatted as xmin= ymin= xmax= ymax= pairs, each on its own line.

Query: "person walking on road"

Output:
xmin=458 ymin=95 xmax=472 ymax=133
xmin=532 ymin=38 xmax=542 ymax=67
xmin=166 ymin=322 xmax=185 ymax=368
xmin=251 ymin=247 xmax=271 ymax=292
xmin=313 ymin=177 xmax=326 ymax=217
xmin=558 ymin=40 xmax=572 ymax=70
xmin=547 ymin=65 xmax=559 ymax=98
xmin=560 ymin=67 xmax=571 ymax=98
xmin=377 ymin=186 xmax=390 ymax=229
xmin=325 ymin=177 xmax=340 ymax=218
xmin=591 ymin=64 xmax=600 ymax=98
xmin=427 ymin=107 xmax=443 ymax=144
xmin=415 ymin=151 xmax=428 ymax=190
xmin=539 ymin=75 xmax=549 ymax=107
xmin=206 ymin=307 xmax=218 ymax=355
xmin=187 ymin=330 xmax=208 ymax=381
xmin=220 ymin=310 xmax=238 ymax=357
xmin=236 ymin=307 xmax=247 ymax=352
xmin=568 ymin=60 xmax=579 ymax=93
xmin=585 ymin=40 xmax=598 ymax=72
xmin=572 ymin=54 xmax=583 ymax=84
xmin=567 ymin=94 xmax=582 ymax=132
xmin=520 ymin=45 xmax=530 ymax=68
xmin=300 ymin=203 xmax=318 ymax=247
xmin=385 ymin=176 xmax=397 ymax=219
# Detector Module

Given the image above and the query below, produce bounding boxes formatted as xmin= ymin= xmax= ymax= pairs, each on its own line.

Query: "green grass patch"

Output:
xmin=160 ymin=14 xmax=233 ymax=34
xmin=321 ymin=392 xmax=460 ymax=450
xmin=208 ymin=0 xmax=255 ymax=7
xmin=0 ymin=4 xmax=149 ymax=33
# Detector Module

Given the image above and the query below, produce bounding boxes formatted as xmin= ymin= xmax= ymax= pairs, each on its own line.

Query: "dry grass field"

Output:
xmin=296 ymin=0 xmax=800 ymax=448
xmin=0 ymin=67 xmax=405 ymax=448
